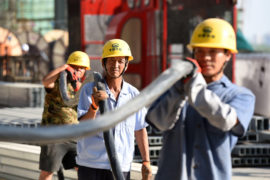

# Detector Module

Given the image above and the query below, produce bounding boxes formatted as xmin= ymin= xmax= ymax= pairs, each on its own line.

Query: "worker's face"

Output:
xmin=71 ymin=65 xmax=86 ymax=79
xmin=104 ymin=56 xmax=128 ymax=78
xmin=194 ymin=47 xmax=231 ymax=83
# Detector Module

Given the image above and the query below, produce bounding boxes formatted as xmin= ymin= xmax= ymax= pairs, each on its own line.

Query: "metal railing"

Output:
xmin=0 ymin=60 xmax=193 ymax=144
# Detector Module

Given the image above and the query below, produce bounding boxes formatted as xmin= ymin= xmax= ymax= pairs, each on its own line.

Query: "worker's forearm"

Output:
xmin=42 ymin=64 xmax=68 ymax=88
xmin=79 ymin=107 xmax=97 ymax=121
xmin=135 ymin=128 xmax=150 ymax=162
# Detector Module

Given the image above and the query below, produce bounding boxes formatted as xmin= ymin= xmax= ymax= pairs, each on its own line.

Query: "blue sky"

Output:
xmin=238 ymin=0 xmax=270 ymax=44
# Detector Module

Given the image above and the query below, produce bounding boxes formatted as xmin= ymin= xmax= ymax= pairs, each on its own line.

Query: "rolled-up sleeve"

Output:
xmin=77 ymin=83 xmax=94 ymax=119
xmin=231 ymin=90 xmax=255 ymax=137
xmin=135 ymin=107 xmax=148 ymax=131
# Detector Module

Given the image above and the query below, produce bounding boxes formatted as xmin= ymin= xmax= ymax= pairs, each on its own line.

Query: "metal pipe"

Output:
xmin=0 ymin=60 xmax=193 ymax=144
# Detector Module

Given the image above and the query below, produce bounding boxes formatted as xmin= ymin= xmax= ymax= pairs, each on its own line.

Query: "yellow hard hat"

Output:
xmin=187 ymin=18 xmax=238 ymax=53
xmin=102 ymin=39 xmax=133 ymax=61
xmin=67 ymin=51 xmax=90 ymax=70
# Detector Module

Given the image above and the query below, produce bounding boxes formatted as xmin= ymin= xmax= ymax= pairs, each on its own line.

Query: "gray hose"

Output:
xmin=95 ymin=78 xmax=124 ymax=180
xmin=59 ymin=70 xmax=94 ymax=107
xmin=0 ymin=60 xmax=193 ymax=144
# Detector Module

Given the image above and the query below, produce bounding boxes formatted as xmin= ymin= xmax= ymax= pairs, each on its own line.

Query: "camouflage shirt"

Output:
xmin=41 ymin=78 xmax=78 ymax=126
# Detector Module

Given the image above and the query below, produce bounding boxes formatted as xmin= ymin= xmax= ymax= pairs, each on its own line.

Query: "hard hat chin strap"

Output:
xmin=119 ymin=61 xmax=128 ymax=77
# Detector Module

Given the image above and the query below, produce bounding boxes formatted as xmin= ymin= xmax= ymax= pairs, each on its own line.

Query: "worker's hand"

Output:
xmin=182 ymin=57 xmax=201 ymax=84
xmin=91 ymin=86 xmax=108 ymax=106
xmin=141 ymin=161 xmax=152 ymax=180
xmin=65 ymin=64 xmax=81 ymax=91
xmin=65 ymin=64 xmax=73 ymax=71
xmin=173 ymin=57 xmax=201 ymax=93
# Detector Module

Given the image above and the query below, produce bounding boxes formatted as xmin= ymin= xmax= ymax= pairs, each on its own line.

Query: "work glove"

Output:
xmin=66 ymin=65 xmax=82 ymax=92
xmin=182 ymin=57 xmax=201 ymax=84
xmin=146 ymin=58 xmax=199 ymax=131
xmin=66 ymin=65 xmax=77 ymax=81
xmin=91 ymin=86 xmax=108 ymax=110
xmin=141 ymin=161 xmax=152 ymax=180
xmin=173 ymin=57 xmax=201 ymax=93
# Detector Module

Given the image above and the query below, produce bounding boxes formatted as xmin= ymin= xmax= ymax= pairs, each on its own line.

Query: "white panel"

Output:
xmin=235 ymin=53 xmax=270 ymax=118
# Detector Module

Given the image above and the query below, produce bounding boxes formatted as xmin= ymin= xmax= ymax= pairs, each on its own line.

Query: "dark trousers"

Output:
xmin=78 ymin=165 xmax=130 ymax=180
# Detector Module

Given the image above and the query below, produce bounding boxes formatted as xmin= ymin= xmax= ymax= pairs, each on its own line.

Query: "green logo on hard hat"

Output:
xmin=198 ymin=26 xmax=215 ymax=38
xmin=112 ymin=43 xmax=119 ymax=48
xmin=203 ymin=26 xmax=212 ymax=33
xmin=109 ymin=43 xmax=122 ymax=51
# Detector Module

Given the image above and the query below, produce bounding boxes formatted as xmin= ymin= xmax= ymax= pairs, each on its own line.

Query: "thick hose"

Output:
xmin=59 ymin=70 xmax=94 ymax=107
xmin=95 ymin=74 xmax=124 ymax=180
xmin=0 ymin=60 xmax=194 ymax=144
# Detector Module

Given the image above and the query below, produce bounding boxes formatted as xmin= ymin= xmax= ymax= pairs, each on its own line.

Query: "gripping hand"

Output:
xmin=91 ymin=86 xmax=108 ymax=110
xmin=182 ymin=57 xmax=201 ymax=84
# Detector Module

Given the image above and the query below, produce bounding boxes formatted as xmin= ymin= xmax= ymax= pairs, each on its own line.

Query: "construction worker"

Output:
xmin=39 ymin=51 xmax=90 ymax=180
xmin=146 ymin=18 xmax=255 ymax=180
xmin=76 ymin=39 xmax=152 ymax=180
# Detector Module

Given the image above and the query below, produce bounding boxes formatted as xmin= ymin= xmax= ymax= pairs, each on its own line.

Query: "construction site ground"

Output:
xmin=0 ymin=107 xmax=269 ymax=180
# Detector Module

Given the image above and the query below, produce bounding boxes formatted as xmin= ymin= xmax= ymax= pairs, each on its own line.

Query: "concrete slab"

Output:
xmin=0 ymin=82 xmax=44 ymax=107
xmin=232 ymin=167 xmax=270 ymax=180
xmin=0 ymin=107 xmax=42 ymax=127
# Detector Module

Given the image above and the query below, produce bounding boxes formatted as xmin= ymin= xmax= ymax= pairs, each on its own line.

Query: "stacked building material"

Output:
xmin=134 ymin=115 xmax=270 ymax=167
xmin=232 ymin=115 xmax=270 ymax=167
xmin=134 ymin=126 xmax=163 ymax=166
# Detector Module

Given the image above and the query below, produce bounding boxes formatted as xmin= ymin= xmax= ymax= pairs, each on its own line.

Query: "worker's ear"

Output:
xmin=101 ymin=59 xmax=106 ymax=68
xmin=225 ymin=50 xmax=232 ymax=62
xmin=124 ymin=58 xmax=129 ymax=72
